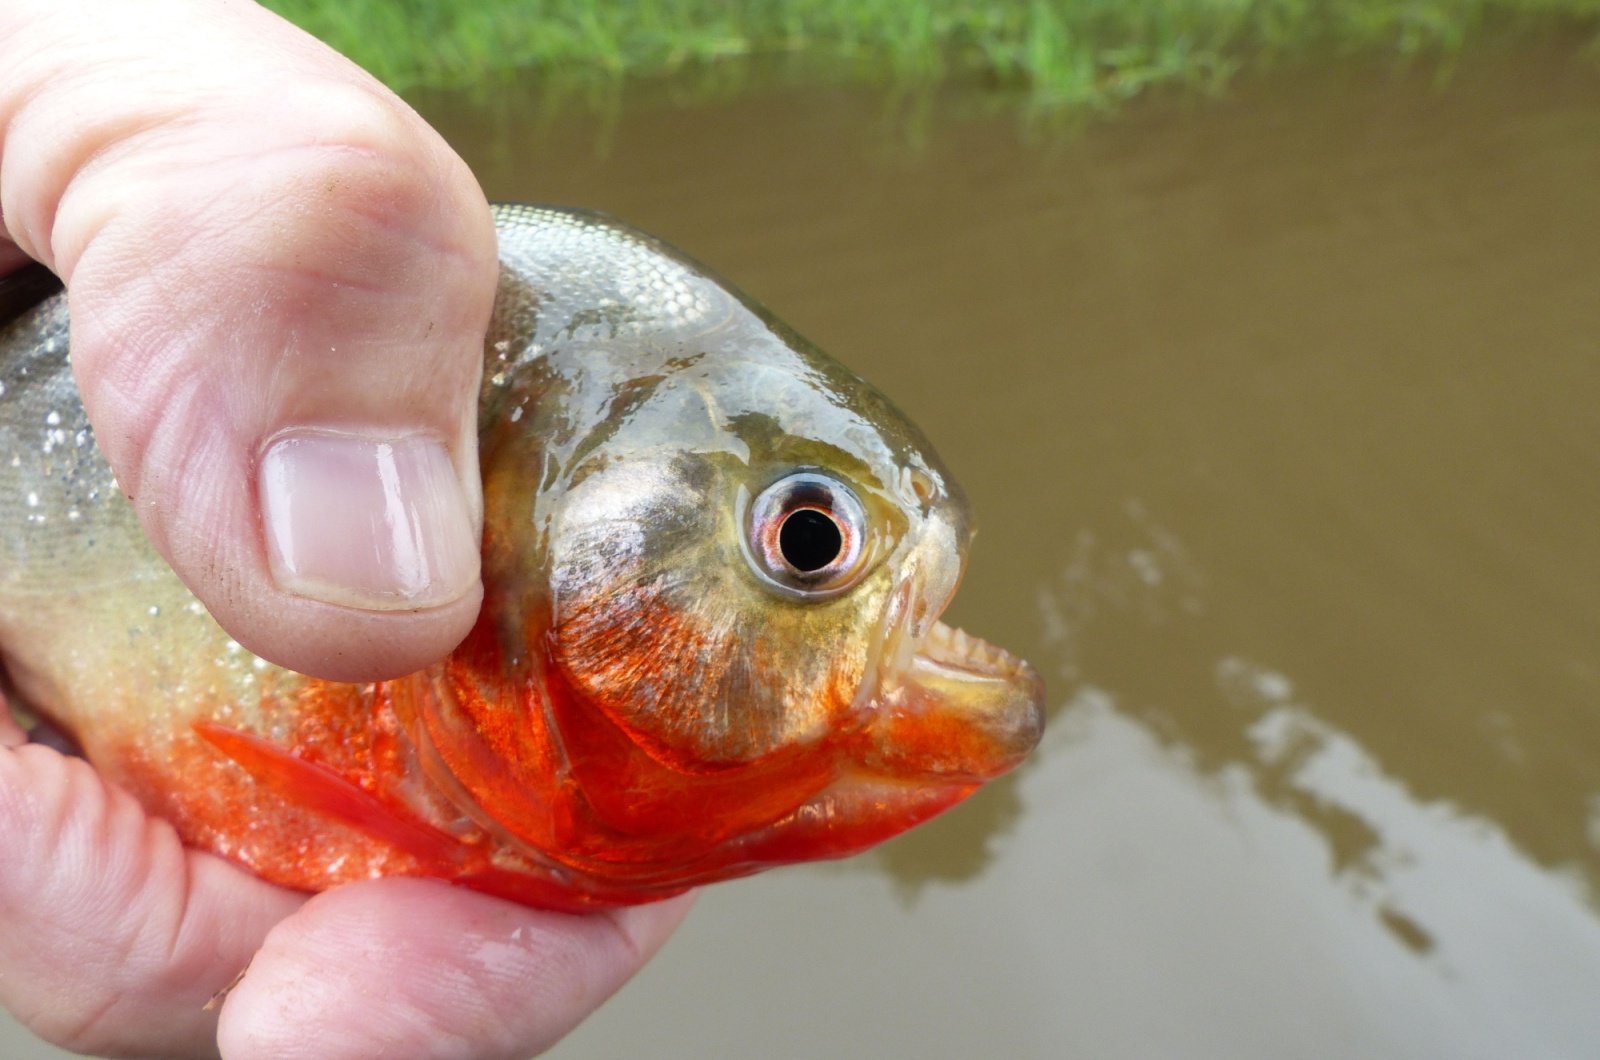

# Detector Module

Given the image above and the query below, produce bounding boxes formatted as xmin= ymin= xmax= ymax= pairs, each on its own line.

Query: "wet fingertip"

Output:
xmin=215 ymin=881 xmax=695 ymax=1060
xmin=609 ymin=891 xmax=698 ymax=961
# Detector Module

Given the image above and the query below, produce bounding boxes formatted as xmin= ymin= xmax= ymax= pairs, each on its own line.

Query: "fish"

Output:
xmin=0 ymin=205 xmax=1044 ymax=911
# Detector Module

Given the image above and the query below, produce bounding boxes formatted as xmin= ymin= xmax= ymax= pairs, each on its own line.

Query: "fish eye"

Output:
xmin=748 ymin=472 xmax=870 ymax=596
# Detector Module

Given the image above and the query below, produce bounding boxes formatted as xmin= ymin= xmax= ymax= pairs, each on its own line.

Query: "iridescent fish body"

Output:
xmin=0 ymin=206 xmax=1043 ymax=910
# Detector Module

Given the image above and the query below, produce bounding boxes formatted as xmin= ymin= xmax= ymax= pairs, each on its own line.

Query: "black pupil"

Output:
xmin=779 ymin=508 xmax=843 ymax=573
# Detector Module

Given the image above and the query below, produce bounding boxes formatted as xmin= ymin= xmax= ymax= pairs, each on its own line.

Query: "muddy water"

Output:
xmin=6 ymin=41 xmax=1600 ymax=1060
xmin=417 ymin=43 xmax=1600 ymax=1060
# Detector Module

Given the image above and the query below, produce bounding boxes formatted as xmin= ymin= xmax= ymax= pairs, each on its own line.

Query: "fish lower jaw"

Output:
xmin=864 ymin=616 xmax=1047 ymax=780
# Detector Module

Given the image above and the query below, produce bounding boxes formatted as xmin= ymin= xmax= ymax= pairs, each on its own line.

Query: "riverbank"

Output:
xmin=261 ymin=0 xmax=1600 ymax=105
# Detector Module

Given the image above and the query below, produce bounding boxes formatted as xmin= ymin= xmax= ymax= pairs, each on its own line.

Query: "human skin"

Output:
xmin=0 ymin=2 xmax=692 ymax=1057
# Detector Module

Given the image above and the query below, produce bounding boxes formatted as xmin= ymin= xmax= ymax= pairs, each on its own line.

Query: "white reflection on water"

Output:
xmin=1012 ymin=690 xmax=1600 ymax=1059
xmin=1228 ymin=655 xmax=1600 ymax=1027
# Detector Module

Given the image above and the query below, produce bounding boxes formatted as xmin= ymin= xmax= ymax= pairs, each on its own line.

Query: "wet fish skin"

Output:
xmin=0 ymin=205 xmax=1044 ymax=909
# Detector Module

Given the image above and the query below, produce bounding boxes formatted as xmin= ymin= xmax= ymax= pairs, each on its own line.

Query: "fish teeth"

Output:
xmin=921 ymin=619 xmax=1026 ymax=677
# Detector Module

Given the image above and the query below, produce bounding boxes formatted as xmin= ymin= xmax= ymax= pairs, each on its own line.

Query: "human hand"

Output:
xmin=0 ymin=2 xmax=691 ymax=1056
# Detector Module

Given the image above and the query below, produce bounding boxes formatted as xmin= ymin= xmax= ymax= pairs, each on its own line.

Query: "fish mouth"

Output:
xmin=854 ymin=496 xmax=1045 ymax=781
xmin=868 ymin=602 xmax=1047 ymax=782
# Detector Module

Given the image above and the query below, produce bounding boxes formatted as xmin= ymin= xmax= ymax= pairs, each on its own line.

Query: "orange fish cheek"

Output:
xmin=553 ymin=581 xmax=723 ymax=768
xmin=544 ymin=663 xmax=840 ymax=849
xmin=544 ymin=584 xmax=890 ymax=853
xmin=557 ymin=576 xmax=880 ymax=755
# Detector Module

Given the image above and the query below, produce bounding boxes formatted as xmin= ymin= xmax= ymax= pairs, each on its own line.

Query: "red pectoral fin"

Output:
xmin=193 ymin=722 xmax=685 ymax=913
xmin=193 ymin=721 xmax=466 ymax=870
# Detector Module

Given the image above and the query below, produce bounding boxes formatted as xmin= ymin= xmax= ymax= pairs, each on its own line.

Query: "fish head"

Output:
xmin=537 ymin=312 xmax=1044 ymax=782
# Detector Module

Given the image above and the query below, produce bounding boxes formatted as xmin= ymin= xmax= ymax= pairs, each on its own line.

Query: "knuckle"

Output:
xmin=262 ymin=81 xmax=456 ymax=227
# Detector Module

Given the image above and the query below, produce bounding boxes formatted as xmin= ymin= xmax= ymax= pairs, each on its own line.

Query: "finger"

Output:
xmin=0 ymin=0 xmax=499 ymax=681
xmin=219 ymin=879 xmax=695 ymax=1060
xmin=0 ymin=694 xmax=23 ymax=748
xmin=0 ymin=741 xmax=305 ymax=1059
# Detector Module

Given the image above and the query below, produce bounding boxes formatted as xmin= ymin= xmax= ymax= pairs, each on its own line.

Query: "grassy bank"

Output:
xmin=261 ymin=0 xmax=1600 ymax=104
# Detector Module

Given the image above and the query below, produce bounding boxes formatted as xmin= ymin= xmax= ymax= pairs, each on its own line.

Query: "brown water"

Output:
xmin=8 ymin=38 xmax=1600 ymax=1060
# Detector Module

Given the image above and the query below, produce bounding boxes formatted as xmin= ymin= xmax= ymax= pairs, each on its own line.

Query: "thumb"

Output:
xmin=0 ymin=0 xmax=497 ymax=681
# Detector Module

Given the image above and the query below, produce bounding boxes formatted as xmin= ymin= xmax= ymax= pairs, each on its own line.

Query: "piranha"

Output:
xmin=0 ymin=205 xmax=1044 ymax=911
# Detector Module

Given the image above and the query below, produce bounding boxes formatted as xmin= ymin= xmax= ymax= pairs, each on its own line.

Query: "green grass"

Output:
xmin=261 ymin=0 xmax=1600 ymax=105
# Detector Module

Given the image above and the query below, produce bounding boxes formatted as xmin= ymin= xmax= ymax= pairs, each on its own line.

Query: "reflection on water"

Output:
xmin=1022 ymin=696 xmax=1600 ymax=1059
